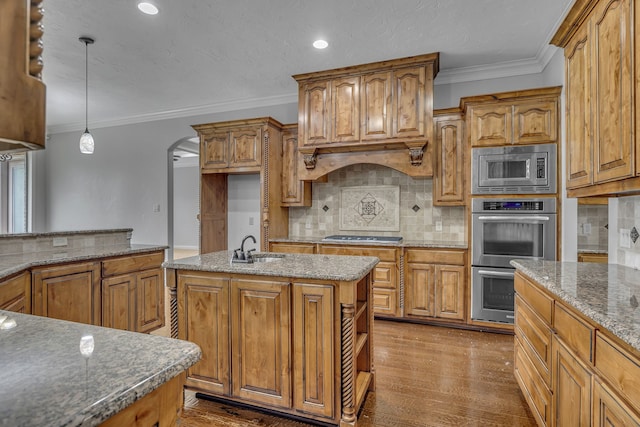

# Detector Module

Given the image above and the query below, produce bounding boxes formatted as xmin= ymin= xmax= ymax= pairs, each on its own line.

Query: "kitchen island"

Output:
xmin=0 ymin=309 xmax=201 ymax=427
xmin=511 ymin=260 xmax=640 ymax=426
xmin=164 ymin=250 xmax=378 ymax=427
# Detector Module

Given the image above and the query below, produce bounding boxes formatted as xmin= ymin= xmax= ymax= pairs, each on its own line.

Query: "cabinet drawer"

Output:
xmin=514 ymin=273 xmax=553 ymax=325
xmin=514 ymin=337 xmax=552 ymax=427
xmin=595 ymin=332 xmax=640 ymax=413
xmin=515 ymin=295 xmax=552 ymax=386
xmin=319 ymin=245 xmax=397 ymax=262
xmin=102 ymin=252 xmax=164 ymax=277
xmin=372 ymin=289 xmax=397 ymax=316
xmin=373 ymin=262 xmax=397 ymax=289
xmin=553 ymin=302 xmax=594 ymax=363
xmin=405 ymin=249 xmax=465 ymax=265
xmin=269 ymin=242 xmax=316 ymax=254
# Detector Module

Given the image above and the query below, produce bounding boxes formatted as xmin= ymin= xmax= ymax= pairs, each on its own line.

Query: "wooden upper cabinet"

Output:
xmin=331 ymin=76 xmax=360 ymax=142
xmin=434 ymin=110 xmax=465 ymax=205
xmin=565 ymin=24 xmax=593 ymax=189
xmin=467 ymin=104 xmax=511 ymax=147
xmin=552 ymin=0 xmax=639 ymax=197
xmin=591 ymin=0 xmax=633 ymax=184
xmin=0 ymin=0 xmax=46 ymax=152
xmin=229 ymin=127 xmax=262 ymax=168
xmin=392 ymin=66 xmax=426 ymax=139
xmin=464 ymin=89 xmax=560 ymax=148
xmin=293 ymin=53 xmax=439 ymax=178
xmin=281 ymin=125 xmax=311 ymax=207
xmin=299 ymin=80 xmax=331 ymax=147
xmin=361 ymin=71 xmax=392 ymax=140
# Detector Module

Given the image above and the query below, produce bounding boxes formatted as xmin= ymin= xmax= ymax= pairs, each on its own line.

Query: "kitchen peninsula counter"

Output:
xmin=0 ymin=310 xmax=201 ymax=427
xmin=511 ymin=259 xmax=640 ymax=352
xmin=164 ymin=250 xmax=377 ymax=426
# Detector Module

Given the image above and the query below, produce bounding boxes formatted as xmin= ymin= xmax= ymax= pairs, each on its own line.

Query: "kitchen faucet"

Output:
xmin=232 ymin=235 xmax=257 ymax=263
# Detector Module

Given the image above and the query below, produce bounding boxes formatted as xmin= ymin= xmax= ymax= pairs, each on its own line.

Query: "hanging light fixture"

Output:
xmin=79 ymin=36 xmax=95 ymax=154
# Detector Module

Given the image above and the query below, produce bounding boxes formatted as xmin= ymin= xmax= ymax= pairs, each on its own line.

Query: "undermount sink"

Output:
xmin=251 ymin=254 xmax=285 ymax=263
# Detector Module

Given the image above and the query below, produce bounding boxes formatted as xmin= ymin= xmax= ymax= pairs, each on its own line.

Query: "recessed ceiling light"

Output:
xmin=137 ymin=2 xmax=159 ymax=15
xmin=313 ymin=40 xmax=328 ymax=49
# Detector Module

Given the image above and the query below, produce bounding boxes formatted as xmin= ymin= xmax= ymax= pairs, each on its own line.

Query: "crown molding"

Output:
xmin=46 ymin=92 xmax=299 ymax=135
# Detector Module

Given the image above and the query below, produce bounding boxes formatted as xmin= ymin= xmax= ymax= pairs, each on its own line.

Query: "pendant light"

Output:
xmin=79 ymin=36 xmax=95 ymax=154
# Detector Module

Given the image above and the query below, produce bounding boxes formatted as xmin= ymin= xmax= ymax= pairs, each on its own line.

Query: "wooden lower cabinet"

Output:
xmin=32 ymin=262 xmax=101 ymax=325
xmin=515 ymin=271 xmax=640 ymax=427
xmin=405 ymin=249 xmax=466 ymax=322
xmin=0 ymin=271 xmax=31 ymax=313
xmin=231 ymin=278 xmax=291 ymax=408
xmin=552 ymin=335 xmax=592 ymax=427
xmin=593 ymin=379 xmax=640 ymax=427
xmin=270 ymin=241 xmax=316 ymax=254
xmin=318 ymin=244 xmax=399 ymax=317
xmin=577 ymin=252 xmax=608 ymax=263
xmin=293 ymin=283 xmax=334 ymax=418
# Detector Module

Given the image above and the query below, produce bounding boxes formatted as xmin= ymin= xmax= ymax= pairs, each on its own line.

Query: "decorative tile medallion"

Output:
xmin=631 ymin=226 xmax=639 ymax=244
xmin=412 ymin=205 xmax=421 ymax=212
xmin=339 ymin=185 xmax=400 ymax=231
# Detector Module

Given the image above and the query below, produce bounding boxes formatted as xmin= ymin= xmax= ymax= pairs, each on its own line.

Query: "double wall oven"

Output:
xmin=470 ymin=142 xmax=558 ymax=324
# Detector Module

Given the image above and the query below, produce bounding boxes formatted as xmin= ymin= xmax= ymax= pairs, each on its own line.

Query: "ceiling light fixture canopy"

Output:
xmin=79 ymin=36 xmax=95 ymax=154
xmin=138 ymin=2 xmax=159 ymax=15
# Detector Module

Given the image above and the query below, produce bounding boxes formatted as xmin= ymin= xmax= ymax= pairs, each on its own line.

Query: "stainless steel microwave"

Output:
xmin=471 ymin=143 xmax=557 ymax=194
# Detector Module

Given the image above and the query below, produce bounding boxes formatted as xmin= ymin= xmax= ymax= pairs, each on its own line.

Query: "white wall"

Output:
xmin=40 ymin=103 xmax=297 ymax=245
xmin=172 ymin=165 xmax=199 ymax=249
xmin=227 ymin=174 xmax=261 ymax=250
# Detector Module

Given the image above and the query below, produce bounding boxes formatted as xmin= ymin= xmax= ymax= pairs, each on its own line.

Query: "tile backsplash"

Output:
xmin=577 ymin=204 xmax=608 ymax=252
xmin=617 ymin=196 xmax=640 ymax=268
xmin=288 ymin=164 xmax=466 ymax=243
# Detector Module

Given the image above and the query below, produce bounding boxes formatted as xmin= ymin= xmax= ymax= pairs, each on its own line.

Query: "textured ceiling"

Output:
xmin=42 ymin=0 xmax=575 ymax=133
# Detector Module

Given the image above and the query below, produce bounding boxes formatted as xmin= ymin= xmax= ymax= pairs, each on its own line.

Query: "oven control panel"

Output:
xmin=472 ymin=198 xmax=556 ymax=214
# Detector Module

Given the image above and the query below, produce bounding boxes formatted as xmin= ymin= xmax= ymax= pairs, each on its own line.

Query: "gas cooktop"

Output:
xmin=322 ymin=235 xmax=403 ymax=243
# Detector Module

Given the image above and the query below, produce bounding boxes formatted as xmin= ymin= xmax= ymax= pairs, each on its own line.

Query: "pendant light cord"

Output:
xmin=84 ymin=39 xmax=89 ymax=132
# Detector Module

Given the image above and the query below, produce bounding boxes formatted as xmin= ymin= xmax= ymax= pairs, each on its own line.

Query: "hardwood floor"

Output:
xmin=179 ymin=320 xmax=536 ymax=427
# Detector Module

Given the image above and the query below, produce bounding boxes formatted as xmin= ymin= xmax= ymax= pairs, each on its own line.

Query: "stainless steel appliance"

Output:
xmin=322 ymin=235 xmax=403 ymax=243
xmin=471 ymin=198 xmax=556 ymax=323
xmin=471 ymin=143 xmax=557 ymax=194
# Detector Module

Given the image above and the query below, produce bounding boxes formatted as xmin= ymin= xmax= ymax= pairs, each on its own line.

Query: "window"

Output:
xmin=1 ymin=153 xmax=27 ymax=233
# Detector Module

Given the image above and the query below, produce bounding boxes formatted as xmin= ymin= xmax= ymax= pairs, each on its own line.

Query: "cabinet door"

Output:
xmin=513 ymin=99 xmax=558 ymax=145
xmin=552 ymin=335 xmax=592 ymax=427
xmin=102 ymin=274 xmax=136 ymax=331
xmin=201 ymin=131 xmax=230 ymax=170
xmin=299 ymin=80 xmax=331 ymax=146
xmin=361 ymin=71 xmax=392 ymax=140
xmin=231 ymin=279 xmax=291 ymax=408
xmin=405 ymin=263 xmax=435 ymax=317
xmin=229 ymin=127 xmax=262 ymax=168
xmin=434 ymin=265 xmax=465 ymax=320
xmin=179 ymin=274 xmax=230 ymax=396
xmin=591 ymin=0 xmax=634 ymax=183
xmin=136 ymin=268 xmax=164 ymax=333
xmin=281 ymin=126 xmax=311 ymax=207
xmin=565 ymin=25 xmax=593 ymax=189
xmin=293 ymin=283 xmax=334 ymax=418
xmin=331 ymin=76 xmax=360 ymax=143
xmin=32 ymin=262 xmax=101 ymax=325
xmin=593 ymin=379 xmax=640 ymax=427
xmin=392 ymin=66 xmax=425 ymax=139
xmin=468 ymin=104 xmax=512 ymax=147
xmin=0 ymin=271 xmax=30 ymax=313
xmin=434 ymin=115 xmax=465 ymax=205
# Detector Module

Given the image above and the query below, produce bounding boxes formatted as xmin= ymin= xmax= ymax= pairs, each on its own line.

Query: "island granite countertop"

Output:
xmin=511 ymin=259 xmax=640 ymax=353
xmin=163 ymin=250 xmax=379 ymax=282
xmin=0 ymin=310 xmax=201 ymax=427
xmin=0 ymin=244 xmax=167 ymax=281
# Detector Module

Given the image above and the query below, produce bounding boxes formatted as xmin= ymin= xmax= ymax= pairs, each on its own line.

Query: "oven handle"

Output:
xmin=477 ymin=215 xmax=551 ymax=222
xmin=477 ymin=269 xmax=516 ymax=278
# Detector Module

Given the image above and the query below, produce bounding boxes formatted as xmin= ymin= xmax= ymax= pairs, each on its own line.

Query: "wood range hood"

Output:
xmin=292 ymin=52 xmax=440 ymax=181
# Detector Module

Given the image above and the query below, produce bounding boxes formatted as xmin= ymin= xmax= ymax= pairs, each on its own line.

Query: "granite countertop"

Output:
xmin=0 ymin=310 xmax=201 ymax=427
xmin=0 ymin=228 xmax=133 ymax=239
xmin=269 ymin=237 xmax=468 ymax=249
xmin=577 ymin=245 xmax=608 ymax=255
xmin=511 ymin=260 xmax=640 ymax=353
xmin=0 ymin=244 xmax=167 ymax=281
xmin=163 ymin=250 xmax=379 ymax=282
